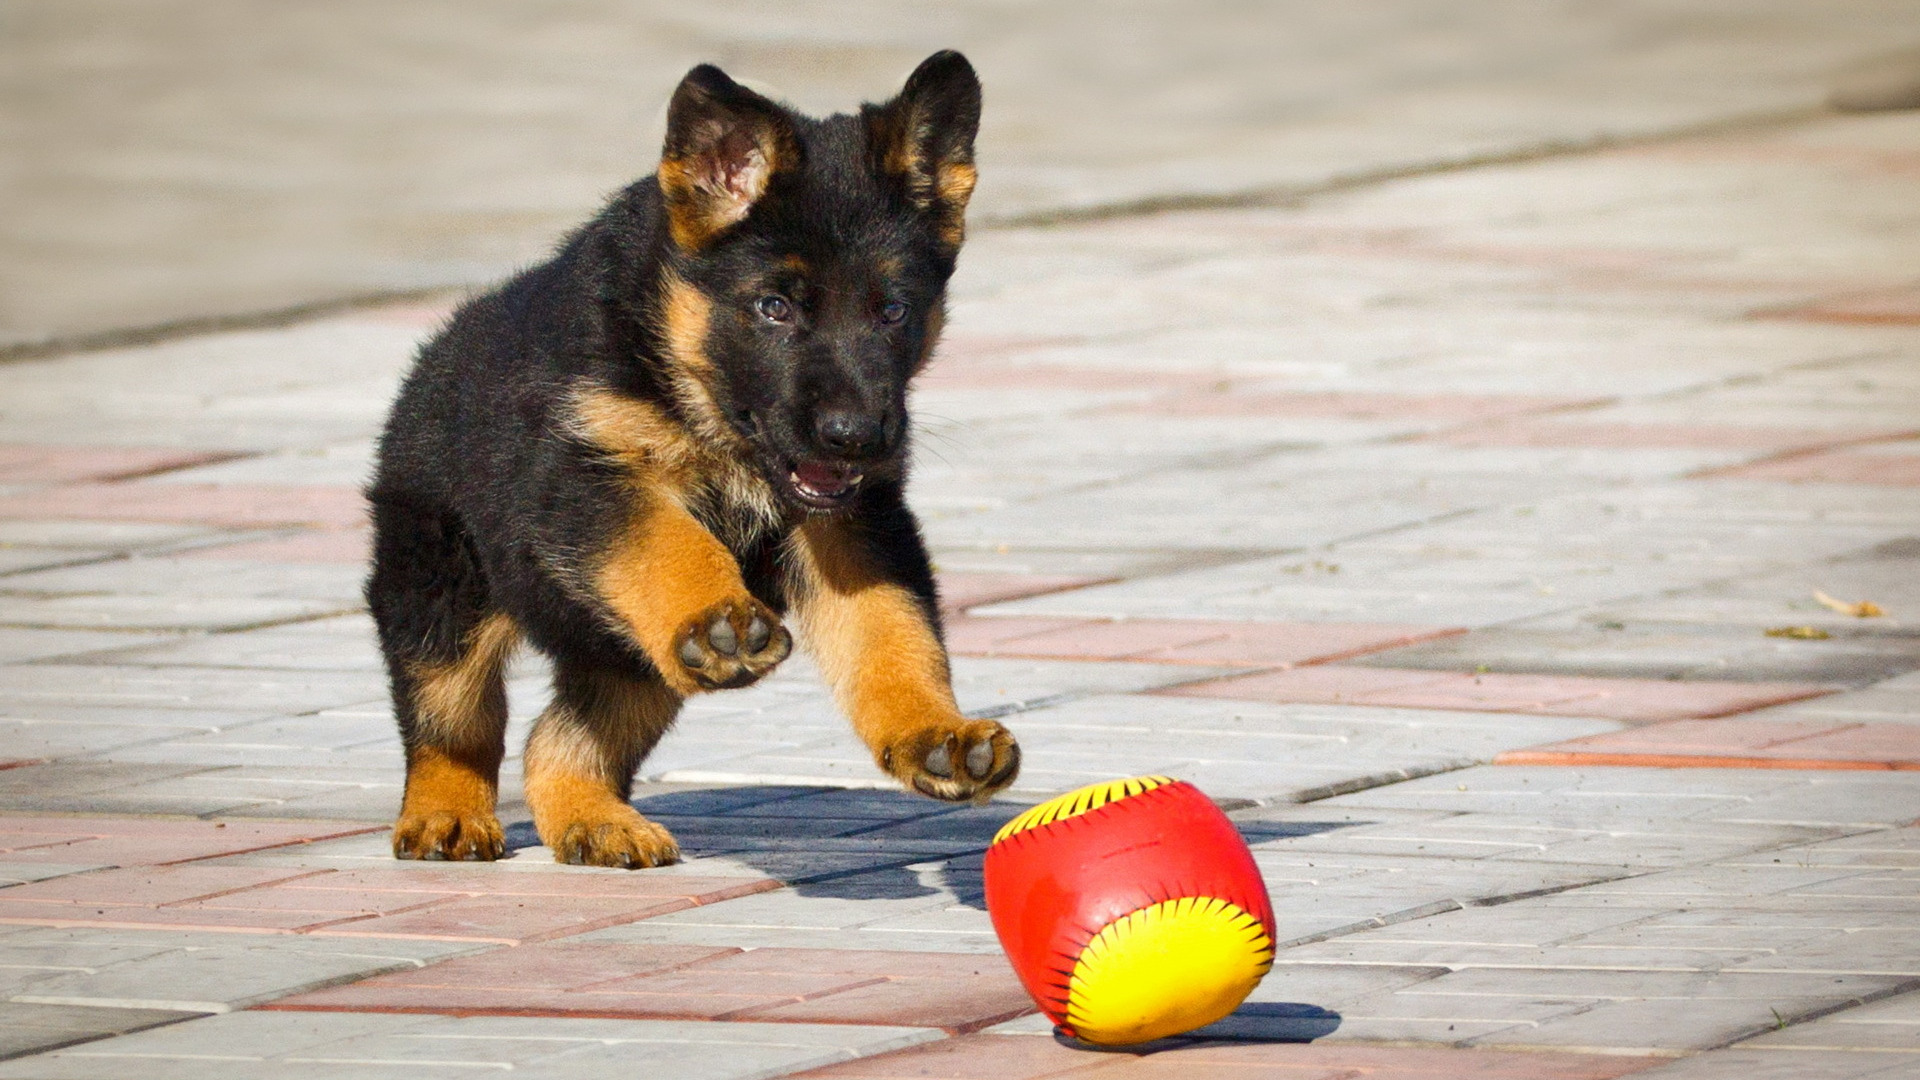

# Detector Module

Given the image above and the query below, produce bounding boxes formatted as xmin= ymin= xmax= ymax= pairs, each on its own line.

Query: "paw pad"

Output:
xmin=890 ymin=720 xmax=1021 ymax=802
xmin=672 ymin=599 xmax=790 ymax=690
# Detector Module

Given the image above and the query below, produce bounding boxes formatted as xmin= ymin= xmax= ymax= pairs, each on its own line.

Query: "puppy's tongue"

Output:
xmin=793 ymin=461 xmax=860 ymax=497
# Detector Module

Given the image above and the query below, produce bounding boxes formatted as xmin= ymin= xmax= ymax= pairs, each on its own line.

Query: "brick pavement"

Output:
xmin=1 ymin=85 xmax=1918 ymax=1080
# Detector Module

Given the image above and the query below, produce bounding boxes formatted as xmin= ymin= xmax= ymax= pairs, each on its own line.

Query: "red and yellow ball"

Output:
xmin=982 ymin=775 xmax=1274 ymax=1045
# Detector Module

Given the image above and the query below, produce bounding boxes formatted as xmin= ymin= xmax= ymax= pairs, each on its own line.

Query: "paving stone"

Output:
xmin=0 ymin=522 xmax=220 ymax=554
xmin=0 ymin=548 xmax=112 ymax=577
xmin=0 ymin=703 xmax=269 ymax=731
xmin=0 ymin=1010 xmax=940 ymax=1080
xmin=0 ymin=866 xmax=103 ymax=888
xmin=0 ymin=629 xmax=182 ymax=665
xmin=978 ymin=482 xmax=1920 ymax=628
xmin=0 ymin=926 xmax=476 ymax=1012
xmin=584 ymin=885 xmax=1001 ymax=954
xmin=0 ymin=664 xmax=384 ymax=714
xmin=270 ymin=941 xmax=1033 ymax=1031
xmin=1499 ymin=718 xmax=1920 ymax=770
xmin=1319 ymin=765 xmax=1920 ymax=828
xmin=75 ymin=613 xmax=382 ymax=672
xmin=0 ymin=762 xmax=239 ymax=814
xmin=102 ymin=716 xmax=401 ymax=769
xmin=1350 ymin=625 xmax=1920 ymax=686
xmin=1 ymin=557 xmax=364 ymax=603
xmin=0 ymin=816 xmax=381 ymax=868
xmin=1753 ymin=677 xmax=1920 ymax=726
xmin=1117 ymin=389 xmax=1607 ymax=423
xmin=1320 ymin=967 xmax=1913 ymax=1053
xmin=17 ymin=765 xmax=405 ymax=820
xmin=0 ymin=446 xmax=241 ymax=486
xmin=0 ymin=862 xmax=775 ymax=943
xmin=1242 ymin=826 xmax=1920 ymax=1050
xmin=1547 ymin=544 xmax=1920 ymax=640
xmin=0 ymin=483 xmax=369 ymax=529
xmin=1704 ymin=440 xmax=1920 ymax=487
xmin=0 ymin=593 xmax=354 ymax=632
xmin=0 ymin=719 xmax=191 ymax=760
xmin=932 ymin=572 xmax=1113 ymax=615
xmin=1735 ymin=987 xmax=1920 ymax=1052
xmin=947 ymin=615 xmax=1462 ymax=667
xmin=138 ymin=443 xmax=375 ymax=488
xmin=888 ymin=693 xmax=1617 ymax=803
xmin=1778 ymin=281 xmax=1920 ymax=324
xmin=1427 ymin=420 xmax=1908 ymax=453
xmin=1168 ymin=666 xmax=1831 ymax=722
xmin=1243 ymin=807 xmax=1841 ymax=870
xmin=173 ymin=527 xmax=370 ymax=564
xmin=928 ymin=545 xmax=1217 ymax=586
xmin=0 ymin=1002 xmax=195 ymax=1062
xmin=1622 ymin=1048 xmax=1915 ymax=1080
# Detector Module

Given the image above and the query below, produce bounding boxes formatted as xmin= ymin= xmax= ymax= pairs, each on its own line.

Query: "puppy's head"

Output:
xmin=650 ymin=51 xmax=979 ymax=513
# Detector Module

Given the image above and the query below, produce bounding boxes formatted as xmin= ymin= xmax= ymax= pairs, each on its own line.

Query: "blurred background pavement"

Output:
xmin=6 ymin=0 xmax=1920 ymax=349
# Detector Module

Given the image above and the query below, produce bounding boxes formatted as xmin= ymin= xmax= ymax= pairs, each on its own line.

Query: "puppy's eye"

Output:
xmin=756 ymin=295 xmax=793 ymax=323
xmin=878 ymin=300 xmax=908 ymax=325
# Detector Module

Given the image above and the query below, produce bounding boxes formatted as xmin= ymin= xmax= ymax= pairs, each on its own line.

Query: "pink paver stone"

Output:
xmin=268 ymin=942 xmax=1033 ymax=1032
xmin=0 ymin=444 xmax=244 ymax=485
xmin=947 ymin=616 xmax=1461 ymax=667
xmin=1500 ymin=718 xmax=1920 ymax=771
xmin=1767 ymin=283 xmax=1920 ymax=325
xmin=780 ymin=1032 xmax=1664 ymax=1079
xmin=0 ymin=816 xmax=382 ymax=867
xmin=1165 ymin=665 xmax=1833 ymax=722
xmin=0 ymin=482 xmax=369 ymax=528
xmin=0 ymin=866 xmax=331 ymax=931
xmin=312 ymin=893 xmax=698 ymax=944
xmin=933 ymin=572 xmax=1113 ymax=615
xmin=1699 ymin=442 xmax=1920 ymax=486
xmin=943 ymin=615 xmax=1090 ymax=656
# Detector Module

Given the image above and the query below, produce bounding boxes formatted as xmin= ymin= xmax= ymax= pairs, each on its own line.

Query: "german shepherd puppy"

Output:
xmin=366 ymin=51 xmax=1019 ymax=868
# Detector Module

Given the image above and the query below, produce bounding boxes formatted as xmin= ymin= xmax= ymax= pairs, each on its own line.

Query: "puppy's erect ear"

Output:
xmin=868 ymin=50 xmax=981 ymax=250
xmin=659 ymin=65 xmax=799 ymax=252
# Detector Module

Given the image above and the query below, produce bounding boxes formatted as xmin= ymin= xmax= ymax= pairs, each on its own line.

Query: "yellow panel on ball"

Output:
xmin=1067 ymin=895 xmax=1274 ymax=1044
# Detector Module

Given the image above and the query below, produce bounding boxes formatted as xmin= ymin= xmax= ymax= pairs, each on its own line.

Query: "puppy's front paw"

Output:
xmin=393 ymin=808 xmax=506 ymax=862
xmin=549 ymin=806 xmax=681 ymax=868
xmin=672 ymin=597 xmax=791 ymax=691
xmin=883 ymin=719 xmax=1020 ymax=802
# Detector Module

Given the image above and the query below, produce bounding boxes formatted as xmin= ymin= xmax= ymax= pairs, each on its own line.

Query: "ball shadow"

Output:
xmin=1054 ymin=1002 xmax=1343 ymax=1052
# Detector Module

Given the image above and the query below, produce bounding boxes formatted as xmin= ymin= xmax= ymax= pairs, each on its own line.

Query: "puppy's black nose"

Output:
xmin=814 ymin=408 xmax=887 ymax=456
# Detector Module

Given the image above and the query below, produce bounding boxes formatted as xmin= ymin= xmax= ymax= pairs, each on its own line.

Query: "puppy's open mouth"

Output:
xmin=786 ymin=460 xmax=864 ymax=509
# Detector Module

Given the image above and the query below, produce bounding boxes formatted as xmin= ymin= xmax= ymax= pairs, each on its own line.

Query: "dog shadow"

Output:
xmin=506 ymin=786 xmax=1360 ymax=916
xmin=503 ymin=785 xmax=1005 ymax=904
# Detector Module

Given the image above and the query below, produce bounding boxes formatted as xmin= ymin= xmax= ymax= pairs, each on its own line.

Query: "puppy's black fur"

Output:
xmin=366 ymin=52 xmax=1019 ymax=867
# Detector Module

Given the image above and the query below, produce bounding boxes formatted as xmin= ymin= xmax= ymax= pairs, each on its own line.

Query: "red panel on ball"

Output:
xmin=983 ymin=777 xmax=1274 ymax=1031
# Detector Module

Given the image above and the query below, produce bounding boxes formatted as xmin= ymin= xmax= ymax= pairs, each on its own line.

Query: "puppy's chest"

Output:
xmin=681 ymin=462 xmax=788 ymax=554
xmin=567 ymin=381 xmax=782 ymax=544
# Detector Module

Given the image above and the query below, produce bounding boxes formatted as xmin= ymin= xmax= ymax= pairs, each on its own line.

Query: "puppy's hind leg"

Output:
xmin=524 ymin=661 xmax=683 ymax=868
xmin=369 ymin=495 xmax=519 ymax=861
